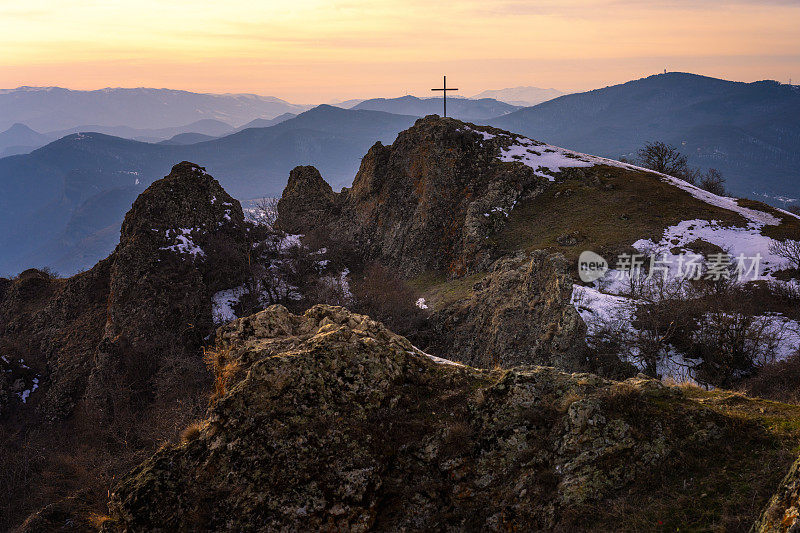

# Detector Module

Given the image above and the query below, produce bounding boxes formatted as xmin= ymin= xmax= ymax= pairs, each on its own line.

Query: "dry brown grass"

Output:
xmin=204 ymin=346 xmax=237 ymax=399
xmin=738 ymin=352 xmax=800 ymax=405
xmin=180 ymin=421 xmax=206 ymax=443
xmin=87 ymin=512 xmax=112 ymax=529
xmin=493 ymin=166 xmax=749 ymax=267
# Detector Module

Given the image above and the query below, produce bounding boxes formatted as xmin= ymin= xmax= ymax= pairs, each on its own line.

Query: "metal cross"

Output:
xmin=431 ymin=75 xmax=458 ymax=117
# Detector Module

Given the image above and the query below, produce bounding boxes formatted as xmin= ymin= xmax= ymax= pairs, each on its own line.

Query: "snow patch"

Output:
xmin=212 ymin=286 xmax=247 ymax=325
xmin=160 ymin=228 xmax=205 ymax=258
xmin=19 ymin=377 xmax=39 ymax=403
xmin=492 ymin=130 xmax=787 ymax=228
xmin=497 ymin=135 xmax=633 ymax=182
xmin=571 ymin=285 xmax=635 ymax=337
xmin=631 ymin=219 xmax=785 ymax=281
xmin=461 ymin=126 xmax=500 ymax=141
xmin=409 ymin=348 xmax=464 ymax=367
xmin=279 ymin=234 xmax=302 ymax=251
xmin=657 ymin=174 xmax=782 ymax=225
xmin=571 ymin=284 xmax=800 ymax=382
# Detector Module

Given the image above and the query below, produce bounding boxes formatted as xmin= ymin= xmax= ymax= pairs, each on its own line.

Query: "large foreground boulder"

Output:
xmin=103 ymin=305 xmax=794 ymax=531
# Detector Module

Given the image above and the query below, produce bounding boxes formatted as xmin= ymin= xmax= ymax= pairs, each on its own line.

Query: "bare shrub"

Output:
xmin=636 ymin=141 xmax=726 ymax=195
xmin=698 ymin=168 xmax=726 ymax=196
xmin=681 ymin=167 xmax=702 ymax=186
xmin=688 ymin=309 xmax=786 ymax=388
xmin=251 ymin=197 xmax=279 ymax=227
xmin=739 ymin=351 xmax=800 ymax=404
xmin=180 ymin=421 xmax=206 ymax=443
xmin=769 ymin=239 xmax=800 ymax=269
xmin=204 ymin=346 xmax=237 ymax=400
xmin=587 ymin=255 xmax=791 ymax=387
xmin=304 ymin=272 xmax=353 ymax=308
xmin=351 ymin=263 xmax=432 ymax=347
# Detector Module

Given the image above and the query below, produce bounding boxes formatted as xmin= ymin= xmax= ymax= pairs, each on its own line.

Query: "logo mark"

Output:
xmin=578 ymin=251 xmax=608 ymax=282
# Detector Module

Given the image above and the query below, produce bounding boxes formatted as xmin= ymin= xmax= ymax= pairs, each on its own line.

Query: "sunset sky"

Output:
xmin=1 ymin=0 xmax=798 ymax=103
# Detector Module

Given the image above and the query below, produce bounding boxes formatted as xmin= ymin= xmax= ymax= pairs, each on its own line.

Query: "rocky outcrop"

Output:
xmin=85 ymin=161 xmax=251 ymax=419
xmin=0 ymin=264 xmax=111 ymax=421
xmin=0 ymin=162 xmax=251 ymax=422
xmin=272 ymin=117 xmax=625 ymax=375
xmin=0 ymin=162 xmax=255 ymax=529
xmin=276 ymin=116 xmax=548 ymax=277
xmin=103 ymin=304 xmax=779 ymax=531
xmin=429 ymin=251 xmax=624 ymax=375
xmin=756 ymin=455 xmax=800 ymax=532
xmin=276 ymin=165 xmax=337 ymax=235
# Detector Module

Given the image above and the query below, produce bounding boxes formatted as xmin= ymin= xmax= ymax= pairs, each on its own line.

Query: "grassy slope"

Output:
xmin=413 ymin=165 xmax=800 ymax=310
xmin=587 ymin=384 xmax=800 ymax=531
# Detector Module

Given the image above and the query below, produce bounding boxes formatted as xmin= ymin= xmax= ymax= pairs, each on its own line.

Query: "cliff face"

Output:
xmin=428 ymin=251 xmax=630 ymax=376
xmin=277 ymin=116 xmax=547 ymax=277
xmin=102 ymin=305 xmax=800 ymax=531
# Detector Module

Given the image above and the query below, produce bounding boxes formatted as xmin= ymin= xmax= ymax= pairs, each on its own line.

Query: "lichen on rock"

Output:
xmin=102 ymin=304 xmax=774 ymax=531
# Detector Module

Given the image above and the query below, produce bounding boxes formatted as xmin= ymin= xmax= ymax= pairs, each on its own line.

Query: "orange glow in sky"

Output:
xmin=1 ymin=0 xmax=798 ymax=102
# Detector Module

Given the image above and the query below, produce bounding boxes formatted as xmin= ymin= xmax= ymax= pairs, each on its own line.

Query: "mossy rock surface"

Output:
xmin=103 ymin=305 xmax=800 ymax=532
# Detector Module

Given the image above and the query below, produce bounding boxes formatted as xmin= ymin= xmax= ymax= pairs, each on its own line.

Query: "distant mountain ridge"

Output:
xmin=487 ymin=72 xmax=800 ymax=200
xmin=235 ymin=113 xmax=297 ymax=131
xmin=0 ymin=86 xmax=312 ymax=131
xmin=471 ymin=86 xmax=564 ymax=106
xmin=2 ymin=72 xmax=800 ymax=276
xmin=353 ymin=95 xmax=520 ymax=122
xmin=0 ymin=119 xmax=237 ymax=157
xmin=0 ymin=123 xmax=53 ymax=157
xmin=0 ymin=105 xmax=418 ymax=276
xmin=48 ymin=118 xmax=235 ymax=142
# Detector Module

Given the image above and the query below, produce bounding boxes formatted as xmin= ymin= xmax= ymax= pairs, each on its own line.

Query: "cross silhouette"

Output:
xmin=431 ymin=75 xmax=458 ymax=117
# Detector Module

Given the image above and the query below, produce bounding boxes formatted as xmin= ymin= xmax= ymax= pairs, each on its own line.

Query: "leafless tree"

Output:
xmin=637 ymin=141 xmax=689 ymax=177
xmin=681 ymin=166 xmax=702 ymax=186
xmin=637 ymin=142 xmax=726 ymax=195
xmin=584 ymin=251 xmax=789 ymax=387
